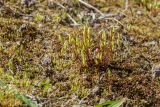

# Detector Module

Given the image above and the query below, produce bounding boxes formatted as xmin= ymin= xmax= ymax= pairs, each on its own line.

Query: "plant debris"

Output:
xmin=0 ymin=0 xmax=160 ymax=107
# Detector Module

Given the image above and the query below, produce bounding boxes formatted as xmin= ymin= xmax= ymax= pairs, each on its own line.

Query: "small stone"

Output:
xmin=41 ymin=54 xmax=51 ymax=66
xmin=35 ymin=35 xmax=43 ymax=43
xmin=82 ymin=74 xmax=87 ymax=79
xmin=137 ymin=11 xmax=142 ymax=15
xmin=143 ymin=41 xmax=157 ymax=46
xmin=151 ymin=63 xmax=160 ymax=78
xmin=92 ymin=86 xmax=100 ymax=94
xmin=37 ymin=23 xmax=43 ymax=28
xmin=43 ymin=40 xmax=52 ymax=49
xmin=72 ymin=105 xmax=84 ymax=107
xmin=21 ymin=0 xmax=36 ymax=7
xmin=0 ymin=1 xmax=4 ymax=7
xmin=99 ymin=98 xmax=106 ymax=103
xmin=16 ymin=41 xmax=21 ymax=45
xmin=18 ymin=24 xmax=27 ymax=32
xmin=47 ymin=0 xmax=56 ymax=8
xmin=70 ymin=94 xmax=78 ymax=100
xmin=23 ymin=15 xmax=33 ymax=21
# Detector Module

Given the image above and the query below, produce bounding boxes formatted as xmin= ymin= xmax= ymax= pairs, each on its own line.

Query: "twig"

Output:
xmin=146 ymin=14 xmax=156 ymax=25
xmin=53 ymin=1 xmax=80 ymax=26
xmin=105 ymin=18 xmax=125 ymax=27
xmin=54 ymin=2 xmax=66 ymax=9
xmin=67 ymin=14 xmax=80 ymax=26
xmin=0 ymin=0 xmax=4 ymax=7
xmin=78 ymin=0 xmax=103 ymax=16
xmin=98 ymin=13 xmax=120 ymax=19
xmin=125 ymin=0 xmax=128 ymax=10
xmin=52 ymin=2 xmax=80 ymax=26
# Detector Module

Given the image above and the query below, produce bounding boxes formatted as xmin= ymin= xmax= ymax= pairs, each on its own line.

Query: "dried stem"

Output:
xmin=125 ymin=0 xmax=128 ymax=10
xmin=78 ymin=0 xmax=103 ymax=16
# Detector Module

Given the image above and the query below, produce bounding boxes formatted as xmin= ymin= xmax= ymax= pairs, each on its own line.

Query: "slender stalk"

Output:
xmin=78 ymin=0 xmax=103 ymax=16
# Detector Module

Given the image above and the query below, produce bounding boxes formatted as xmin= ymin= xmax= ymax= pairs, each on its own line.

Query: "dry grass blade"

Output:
xmin=78 ymin=0 xmax=104 ymax=16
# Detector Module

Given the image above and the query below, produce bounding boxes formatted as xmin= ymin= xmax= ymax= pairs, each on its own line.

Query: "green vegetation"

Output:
xmin=0 ymin=0 xmax=160 ymax=106
xmin=0 ymin=73 xmax=37 ymax=107
xmin=95 ymin=98 xmax=126 ymax=107
xmin=135 ymin=0 xmax=160 ymax=10
xmin=59 ymin=26 xmax=121 ymax=67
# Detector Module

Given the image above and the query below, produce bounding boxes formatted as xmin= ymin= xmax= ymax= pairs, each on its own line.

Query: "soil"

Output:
xmin=0 ymin=0 xmax=160 ymax=107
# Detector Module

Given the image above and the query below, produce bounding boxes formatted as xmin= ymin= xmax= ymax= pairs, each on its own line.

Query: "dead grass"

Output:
xmin=0 ymin=0 xmax=160 ymax=106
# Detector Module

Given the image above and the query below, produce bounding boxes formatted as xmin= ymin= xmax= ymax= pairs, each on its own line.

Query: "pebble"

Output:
xmin=151 ymin=63 xmax=160 ymax=78
xmin=16 ymin=41 xmax=21 ymax=45
xmin=70 ymin=94 xmax=78 ymax=100
xmin=137 ymin=11 xmax=142 ymax=15
xmin=47 ymin=0 xmax=56 ymax=8
xmin=43 ymin=40 xmax=52 ymax=49
xmin=143 ymin=41 xmax=157 ymax=46
xmin=99 ymin=98 xmax=106 ymax=103
xmin=41 ymin=54 xmax=51 ymax=66
xmin=21 ymin=0 xmax=36 ymax=7
xmin=92 ymin=86 xmax=100 ymax=95
xmin=72 ymin=105 xmax=85 ymax=107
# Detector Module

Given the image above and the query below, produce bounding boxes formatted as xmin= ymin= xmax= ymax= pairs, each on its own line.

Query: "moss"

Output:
xmin=0 ymin=0 xmax=160 ymax=106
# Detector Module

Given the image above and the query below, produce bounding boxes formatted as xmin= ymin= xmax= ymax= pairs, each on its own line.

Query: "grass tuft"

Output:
xmin=59 ymin=26 xmax=121 ymax=70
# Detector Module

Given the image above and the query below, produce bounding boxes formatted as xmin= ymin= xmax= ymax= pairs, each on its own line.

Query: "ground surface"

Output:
xmin=0 ymin=0 xmax=160 ymax=107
